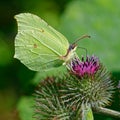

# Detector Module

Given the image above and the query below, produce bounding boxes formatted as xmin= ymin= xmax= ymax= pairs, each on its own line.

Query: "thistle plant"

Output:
xmin=33 ymin=55 xmax=118 ymax=120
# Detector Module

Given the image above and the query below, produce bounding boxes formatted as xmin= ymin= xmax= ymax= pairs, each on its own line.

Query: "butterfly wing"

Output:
xmin=14 ymin=13 xmax=69 ymax=71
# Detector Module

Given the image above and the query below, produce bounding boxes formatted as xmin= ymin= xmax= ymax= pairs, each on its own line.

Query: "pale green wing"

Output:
xmin=14 ymin=13 xmax=69 ymax=71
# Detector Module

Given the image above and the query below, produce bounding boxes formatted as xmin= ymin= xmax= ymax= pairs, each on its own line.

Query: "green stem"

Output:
xmin=93 ymin=107 xmax=120 ymax=118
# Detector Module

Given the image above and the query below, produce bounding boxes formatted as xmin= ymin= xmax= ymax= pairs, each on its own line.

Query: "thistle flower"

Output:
xmin=68 ymin=55 xmax=100 ymax=78
xmin=62 ymin=55 xmax=114 ymax=109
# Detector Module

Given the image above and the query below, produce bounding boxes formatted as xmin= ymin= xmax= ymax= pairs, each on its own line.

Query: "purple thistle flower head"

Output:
xmin=69 ymin=55 xmax=100 ymax=78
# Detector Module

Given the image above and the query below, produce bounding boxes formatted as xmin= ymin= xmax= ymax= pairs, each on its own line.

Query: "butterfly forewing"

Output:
xmin=14 ymin=13 xmax=69 ymax=71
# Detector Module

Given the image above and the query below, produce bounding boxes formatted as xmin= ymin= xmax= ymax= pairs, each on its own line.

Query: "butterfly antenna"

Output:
xmin=72 ymin=34 xmax=91 ymax=45
xmin=67 ymin=35 xmax=90 ymax=57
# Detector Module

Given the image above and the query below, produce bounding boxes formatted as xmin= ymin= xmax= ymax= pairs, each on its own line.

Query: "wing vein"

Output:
xmin=25 ymin=31 xmax=62 ymax=56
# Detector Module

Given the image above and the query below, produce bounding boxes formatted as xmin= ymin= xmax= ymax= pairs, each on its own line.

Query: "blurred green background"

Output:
xmin=0 ymin=0 xmax=120 ymax=120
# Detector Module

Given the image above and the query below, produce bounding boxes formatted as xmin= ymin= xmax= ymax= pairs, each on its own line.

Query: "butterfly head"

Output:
xmin=60 ymin=43 xmax=77 ymax=65
xmin=61 ymin=35 xmax=90 ymax=64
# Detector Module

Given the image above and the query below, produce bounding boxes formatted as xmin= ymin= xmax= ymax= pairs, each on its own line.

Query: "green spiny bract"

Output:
xmin=34 ymin=77 xmax=74 ymax=120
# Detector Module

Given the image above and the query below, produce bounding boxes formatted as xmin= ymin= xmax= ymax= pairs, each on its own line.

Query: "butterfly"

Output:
xmin=14 ymin=13 xmax=90 ymax=71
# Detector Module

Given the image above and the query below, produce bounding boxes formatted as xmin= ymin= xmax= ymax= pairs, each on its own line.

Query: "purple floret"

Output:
xmin=70 ymin=55 xmax=100 ymax=78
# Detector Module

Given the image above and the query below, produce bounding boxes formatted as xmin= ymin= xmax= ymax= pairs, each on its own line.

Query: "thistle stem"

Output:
xmin=93 ymin=107 xmax=120 ymax=118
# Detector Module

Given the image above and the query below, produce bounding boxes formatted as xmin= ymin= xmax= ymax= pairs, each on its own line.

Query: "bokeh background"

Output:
xmin=0 ymin=0 xmax=120 ymax=120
